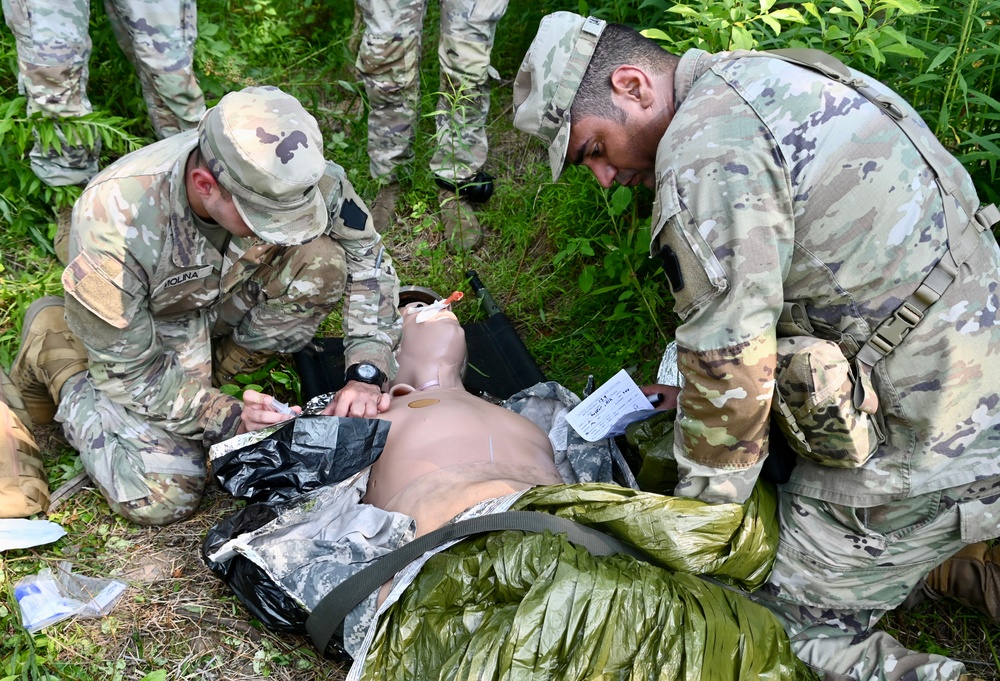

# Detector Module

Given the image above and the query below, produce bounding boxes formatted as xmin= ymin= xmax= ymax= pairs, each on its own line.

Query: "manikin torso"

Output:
xmin=363 ymin=304 xmax=563 ymax=538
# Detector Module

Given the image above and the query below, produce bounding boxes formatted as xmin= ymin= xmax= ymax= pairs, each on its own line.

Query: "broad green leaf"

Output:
xmin=769 ymin=8 xmax=806 ymax=22
xmin=609 ymin=186 xmax=632 ymax=216
xmin=761 ymin=15 xmax=782 ymax=34
xmin=881 ymin=43 xmax=925 ymax=58
xmin=641 ymin=28 xmax=671 ymax=41
xmin=579 ymin=266 xmax=595 ymax=293
xmin=925 ymin=47 xmax=956 ymax=73
xmin=840 ymin=0 xmax=865 ymax=27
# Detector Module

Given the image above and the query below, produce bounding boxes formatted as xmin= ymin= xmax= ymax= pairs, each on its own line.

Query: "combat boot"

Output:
xmin=438 ymin=189 xmax=483 ymax=253
xmin=10 ymin=297 xmax=89 ymax=426
xmin=0 ymin=368 xmax=50 ymax=517
xmin=54 ymin=205 xmax=73 ymax=266
xmin=371 ymin=180 xmax=401 ymax=234
xmin=922 ymin=542 xmax=1000 ymax=621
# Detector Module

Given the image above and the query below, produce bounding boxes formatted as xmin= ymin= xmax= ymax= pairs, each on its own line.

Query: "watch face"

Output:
xmin=357 ymin=364 xmax=378 ymax=380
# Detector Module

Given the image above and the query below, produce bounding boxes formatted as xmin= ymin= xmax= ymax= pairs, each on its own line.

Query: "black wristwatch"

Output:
xmin=345 ymin=362 xmax=387 ymax=388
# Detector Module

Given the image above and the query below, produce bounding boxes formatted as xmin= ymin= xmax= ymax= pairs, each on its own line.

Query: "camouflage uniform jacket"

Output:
xmin=653 ymin=49 xmax=1000 ymax=507
xmin=63 ymin=131 xmax=401 ymax=445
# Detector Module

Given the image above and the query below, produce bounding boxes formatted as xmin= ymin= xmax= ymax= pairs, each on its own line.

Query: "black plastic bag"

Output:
xmin=211 ymin=415 xmax=390 ymax=504
xmin=204 ymin=499 xmax=311 ymax=632
xmin=204 ymin=415 xmax=390 ymax=651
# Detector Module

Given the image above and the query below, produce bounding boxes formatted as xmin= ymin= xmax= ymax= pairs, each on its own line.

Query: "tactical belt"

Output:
xmin=762 ymin=49 xmax=1000 ymax=409
xmin=305 ymin=510 xmax=647 ymax=658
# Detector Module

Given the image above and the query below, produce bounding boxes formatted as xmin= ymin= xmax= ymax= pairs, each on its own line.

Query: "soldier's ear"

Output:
xmin=188 ymin=165 xmax=220 ymax=200
xmin=610 ymin=65 xmax=655 ymax=109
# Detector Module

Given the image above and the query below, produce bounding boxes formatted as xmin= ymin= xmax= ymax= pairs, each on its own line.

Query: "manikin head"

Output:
xmin=389 ymin=303 xmax=468 ymax=394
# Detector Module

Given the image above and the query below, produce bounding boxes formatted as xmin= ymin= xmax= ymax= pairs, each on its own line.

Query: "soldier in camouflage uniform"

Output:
xmin=1 ymin=0 xmax=206 ymax=186
xmin=513 ymin=12 xmax=1000 ymax=681
xmin=355 ymin=0 xmax=508 ymax=250
xmin=11 ymin=86 xmax=402 ymax=526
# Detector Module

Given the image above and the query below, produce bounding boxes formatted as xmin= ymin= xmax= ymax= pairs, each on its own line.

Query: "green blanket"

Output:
xmin=358 ymin=483 xmax=816 ymax=680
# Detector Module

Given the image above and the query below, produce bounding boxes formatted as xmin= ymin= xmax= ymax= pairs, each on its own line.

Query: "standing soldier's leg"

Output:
xmin=355 ymin=0 xmax=426 ymax=232
xmin=432 ymin=0 xmax=507 ymax=183
xmin=104 ymin=0 xmax=205 ymax=138
xmin=431 ymin=0 xmax=508 ymax=251
xmin=2 ymin=0 xmax=100 ymax=186
xmin=355 ymin=0 xmax=426 ymax=181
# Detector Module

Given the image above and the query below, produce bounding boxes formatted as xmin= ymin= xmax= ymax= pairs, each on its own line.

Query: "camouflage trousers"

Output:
xmin=54 ymin=239 xmax=349 ymax=526
xmin=355 ymin=0 xmax=509 ymax=182
xmin=1 ymin=0 xmax=205 ymax=186
xmin=750 ymin=476 xmax=1000 ymax=680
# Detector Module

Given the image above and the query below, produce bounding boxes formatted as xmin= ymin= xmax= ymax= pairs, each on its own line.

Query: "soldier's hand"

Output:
xmin=641 ymin=384 xmax=680 ymax=411
xmin=323 ymin=381 xmax=390 ymax=419
xmin=237 ymin=389 xmax=301 ymax=433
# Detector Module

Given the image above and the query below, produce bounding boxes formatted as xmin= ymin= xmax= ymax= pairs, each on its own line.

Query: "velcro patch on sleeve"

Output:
xmin=62 ymin=254 xmax=134 ymax=329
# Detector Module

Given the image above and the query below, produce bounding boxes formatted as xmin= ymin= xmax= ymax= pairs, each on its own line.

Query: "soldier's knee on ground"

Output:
xmin=111 ymin=472 xmax=205 ymax=526
xmin=923 ymin=541 xmax=1000 ymax=621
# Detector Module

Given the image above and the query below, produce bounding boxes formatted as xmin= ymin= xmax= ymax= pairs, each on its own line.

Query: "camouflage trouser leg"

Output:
xmin=56 ymin=373 xmax=206 ymax=526
xmin=215 ymin=234 xmax=349 ymax=354
xmin=750 ymin=476 xmax=1000 ymax=680
xmin=2 ymin=0 xmax=100 ymax=186
xmin=103 ymin=0 xmax=205 ymax=138
xmin=430 ymin=0 xmax=508 ymax=182
xmin=355 ymin=0 xmax=427 ymax=180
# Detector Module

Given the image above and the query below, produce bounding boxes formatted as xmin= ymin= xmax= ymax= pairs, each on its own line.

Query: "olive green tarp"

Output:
xmin=357 ymin=483 xmax=817 ymax=680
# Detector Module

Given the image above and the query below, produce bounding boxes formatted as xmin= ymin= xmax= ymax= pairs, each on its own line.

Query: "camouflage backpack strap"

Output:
xmin=762 ymin=49 xmax=1000 ymax=409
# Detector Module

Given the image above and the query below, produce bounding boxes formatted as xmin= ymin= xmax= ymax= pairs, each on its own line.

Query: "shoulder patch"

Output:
xmin=339 ymin=199 xmax=368 ymax=231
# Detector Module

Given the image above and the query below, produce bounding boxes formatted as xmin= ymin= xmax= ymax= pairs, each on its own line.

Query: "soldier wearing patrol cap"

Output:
xmin=10 ymin=86 xmax=401 ymax=527
xmin=514 ymin=12 xmax=1000 ymax=681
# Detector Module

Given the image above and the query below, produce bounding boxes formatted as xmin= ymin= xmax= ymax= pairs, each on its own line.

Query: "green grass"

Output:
xmin=1 ymin=0 xmax=998 ymax=679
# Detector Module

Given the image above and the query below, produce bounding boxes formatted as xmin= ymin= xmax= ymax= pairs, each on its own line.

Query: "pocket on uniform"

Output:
xmin=959 ymin=495 xmax=1000 ymax=544
xmin=649 ymin=169 xmax=728 ymax=320
xmin=772 ymin=336 xmax=883 ymax=467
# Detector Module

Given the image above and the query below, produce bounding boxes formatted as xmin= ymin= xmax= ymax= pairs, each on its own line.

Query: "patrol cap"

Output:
xmin=199 ymin=86 xmax=327 ymax=246
xmin=513 ymin=12 xmax=606 ymax=181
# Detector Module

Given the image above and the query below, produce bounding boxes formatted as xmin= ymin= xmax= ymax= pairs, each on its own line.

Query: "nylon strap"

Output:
xmin=305 ymin=510 xmax=647 ymax=657
xmin=762 ymin=49 xmax=999 ymax=407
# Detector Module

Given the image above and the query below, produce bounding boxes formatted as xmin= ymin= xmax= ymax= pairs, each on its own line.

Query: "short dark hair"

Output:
xmin=571 ymin=23 xmax=678 ymax=124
